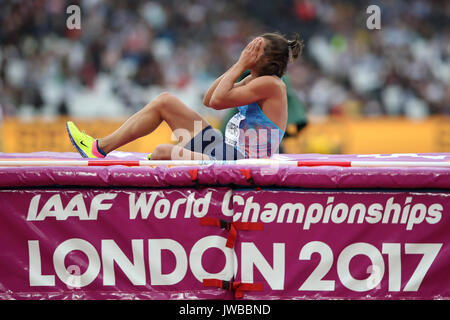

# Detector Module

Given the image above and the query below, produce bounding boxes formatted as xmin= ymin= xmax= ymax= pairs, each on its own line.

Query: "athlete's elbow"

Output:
xmin=204 ymin=97 xmax=222 ymax=109
xmin=203 ymin=95 xmax=212 ymax=108
xmin=204 ymin=101 xmax=220 ymax=110
xmin=209 ymin=97 xmax=227 ymax=110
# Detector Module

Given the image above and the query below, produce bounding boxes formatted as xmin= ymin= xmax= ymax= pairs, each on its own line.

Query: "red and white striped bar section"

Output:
xmin=0 ymin=159 xmax=449 ymax=167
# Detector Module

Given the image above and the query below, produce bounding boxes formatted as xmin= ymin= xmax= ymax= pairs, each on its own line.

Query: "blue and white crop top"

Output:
xmin=224 ymin=102 xmax=285 ymax=158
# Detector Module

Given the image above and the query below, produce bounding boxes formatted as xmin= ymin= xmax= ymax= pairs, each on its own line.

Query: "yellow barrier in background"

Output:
xmin=0 ymin=116 xmax=449 ymax=154
xmin=283 ymin=116 xmax=450 ymax=154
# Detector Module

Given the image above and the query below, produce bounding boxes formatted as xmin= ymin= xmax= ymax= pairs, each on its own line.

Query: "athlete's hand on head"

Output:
xmin=238 ymin=37 xmax=264 ymax=69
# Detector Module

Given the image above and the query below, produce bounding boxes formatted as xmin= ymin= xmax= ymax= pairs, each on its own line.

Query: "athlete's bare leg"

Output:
xmin=97 ymin=92 xmax=210 ymax=154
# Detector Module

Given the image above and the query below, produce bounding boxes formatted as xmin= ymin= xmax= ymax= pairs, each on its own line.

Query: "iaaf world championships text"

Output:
xmin=26 ymin=190 xmax=443 ymax=231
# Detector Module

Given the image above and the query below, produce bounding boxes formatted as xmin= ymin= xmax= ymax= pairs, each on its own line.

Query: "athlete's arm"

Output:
xmin=209 ymin=73 xmax=279 ymax=109
xmin=203 ymin=69 xmax=253 ymax=107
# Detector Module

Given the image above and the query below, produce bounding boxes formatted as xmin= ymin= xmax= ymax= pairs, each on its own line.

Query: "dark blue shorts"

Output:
xmin=183 ymin=125 xmax=245 ymax=160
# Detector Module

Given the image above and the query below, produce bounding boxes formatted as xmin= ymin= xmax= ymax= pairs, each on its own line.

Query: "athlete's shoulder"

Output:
xmin=249 ymin=75 xmax=285 ymax=91
xmin=252 ymin=75 xmax=280 ymax=84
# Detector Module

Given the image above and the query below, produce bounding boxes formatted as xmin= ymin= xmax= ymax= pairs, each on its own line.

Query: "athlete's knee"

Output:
xmin=156 ymin=92 xmax=175 ymax=106
xmin=151 ymin=144 xmax=174 ymax=160
xmin=144 ymin=92 xmax=175 ymax=112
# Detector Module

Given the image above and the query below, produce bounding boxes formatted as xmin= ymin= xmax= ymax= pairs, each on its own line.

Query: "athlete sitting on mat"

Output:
xmin=66 ymin=33 xmax=302 ymax=160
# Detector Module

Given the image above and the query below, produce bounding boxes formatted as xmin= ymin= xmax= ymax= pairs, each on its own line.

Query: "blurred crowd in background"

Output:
xmin=0 ymin=0 xmax=449 ymax=121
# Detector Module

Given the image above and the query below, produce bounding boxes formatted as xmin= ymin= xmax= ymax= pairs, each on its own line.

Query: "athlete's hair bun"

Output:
xmin=287 ymin=33 xmax=303 ymax=61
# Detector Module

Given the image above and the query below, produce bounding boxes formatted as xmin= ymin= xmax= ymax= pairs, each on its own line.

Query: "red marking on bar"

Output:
xmin=240 ymin=168 xmax=252 ymax=180
xmin=297 ymin=161 xmax=352 ymax=167
xmin=88 ymin=160 xmax=140 ymax=167
xmin=189 ymin=169 xmax=198 ymax=181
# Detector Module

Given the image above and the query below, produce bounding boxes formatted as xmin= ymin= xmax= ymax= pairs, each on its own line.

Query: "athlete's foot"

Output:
xmin=66 ymin=121 xmax=106 ymax=158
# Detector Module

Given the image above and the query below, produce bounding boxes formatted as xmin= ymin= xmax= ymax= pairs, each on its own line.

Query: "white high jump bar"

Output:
xmin=0 ymin=159 xmax=449 ymax=167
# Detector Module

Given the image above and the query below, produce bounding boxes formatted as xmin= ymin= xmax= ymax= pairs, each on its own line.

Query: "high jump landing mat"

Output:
xmin=0 ymin=151 xmax=449 ymax=300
